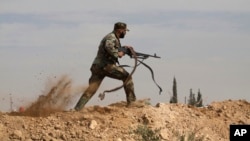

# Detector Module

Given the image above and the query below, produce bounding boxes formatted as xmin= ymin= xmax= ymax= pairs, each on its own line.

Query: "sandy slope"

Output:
xmin=0 ymin=99 xmax=249 ymax=141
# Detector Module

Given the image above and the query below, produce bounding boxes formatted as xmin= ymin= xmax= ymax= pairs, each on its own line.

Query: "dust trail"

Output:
xmin=21 ymin=75 xmax=86 ymax=117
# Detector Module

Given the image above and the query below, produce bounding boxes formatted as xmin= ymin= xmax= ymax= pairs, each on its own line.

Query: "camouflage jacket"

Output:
xmin=92 ymin=32 xmax=121 ymax=67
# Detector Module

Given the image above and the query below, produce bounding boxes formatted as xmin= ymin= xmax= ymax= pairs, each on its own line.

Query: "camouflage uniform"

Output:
xmin=74 ymin=28 xmax=136 ymax=111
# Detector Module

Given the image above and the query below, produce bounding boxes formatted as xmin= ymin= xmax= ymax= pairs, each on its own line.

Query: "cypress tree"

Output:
xmin=188 ymin=89 xmax=196 ymax=106
xmin=173 ymin=77 xmax=178 ymax=103
xmin=196 ymin=89 xmax=203 ymax=107
xmin=170 ymin=77 xmax=178 ymax=103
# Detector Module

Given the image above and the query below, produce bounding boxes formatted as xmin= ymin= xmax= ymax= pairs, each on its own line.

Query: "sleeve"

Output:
xmin=104 ymin=37 xmax=119 ymax=59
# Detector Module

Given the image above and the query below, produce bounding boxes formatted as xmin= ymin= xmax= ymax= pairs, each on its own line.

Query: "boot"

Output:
xmin=74 ymin=96 xmax=89 ymax=111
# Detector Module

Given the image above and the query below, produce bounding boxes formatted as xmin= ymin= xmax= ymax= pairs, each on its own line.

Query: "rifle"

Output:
xmin=118 ymin=47 xmax=162 ymax=94
xmin=118 ymin=47 xmax=161 ymax=59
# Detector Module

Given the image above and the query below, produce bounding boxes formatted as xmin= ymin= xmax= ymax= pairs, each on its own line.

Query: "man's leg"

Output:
xmin=123 ymin=76 xmax=136 ymax=105
xmin=104 ymin=64 xmax=136 ymax=105
xmin=74 ymin=73 xmax=104 ymax=111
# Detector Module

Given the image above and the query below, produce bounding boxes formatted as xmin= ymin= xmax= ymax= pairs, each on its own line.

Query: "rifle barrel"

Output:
xmin=135 ymin=52 xmax=161 ymax=58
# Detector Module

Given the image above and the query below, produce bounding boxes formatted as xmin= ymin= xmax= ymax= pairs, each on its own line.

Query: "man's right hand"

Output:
xmin=118 ymin=51 xmax=125 ymax=58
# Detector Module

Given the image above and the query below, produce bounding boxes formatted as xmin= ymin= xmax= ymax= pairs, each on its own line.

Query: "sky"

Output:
xmin=0 ymin=0 xmax=250 ymax=112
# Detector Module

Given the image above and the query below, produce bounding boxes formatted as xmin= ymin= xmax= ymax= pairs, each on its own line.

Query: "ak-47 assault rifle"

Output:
xmin=118 ymin=47 xmax=161 ymax=59
xmin=118 ymin=47 xmax=162 ymax=93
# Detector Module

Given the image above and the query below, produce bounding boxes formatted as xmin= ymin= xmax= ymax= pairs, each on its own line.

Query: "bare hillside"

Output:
xmin=0 ymin=99 xmax=249 ymax=141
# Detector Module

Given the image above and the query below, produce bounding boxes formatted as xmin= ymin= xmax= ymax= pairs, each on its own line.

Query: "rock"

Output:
xmin=24 ymin=139 xmax=33 ymax=141
xmin=54 ymin=124 xmax=62 ymax=130
xmin=89 ymin=120 xmax=98 ymax=129
xmin=155 ymin=103 xmax=165 ymax=108
xmin=141 ymin=114 xmax=151 ymax=124
xmin=10 ymin=130 xmax=23 ymax=139
xmin=160 ymin=129 xmax=169 ymax=140
xmin=115 ymin=138 xmax=123 ymax=141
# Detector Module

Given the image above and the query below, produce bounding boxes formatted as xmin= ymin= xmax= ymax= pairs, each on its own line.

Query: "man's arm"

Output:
xmin=104 ymin=38 xmax=120 ymax=59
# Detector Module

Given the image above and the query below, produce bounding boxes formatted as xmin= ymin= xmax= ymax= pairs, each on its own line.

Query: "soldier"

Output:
xmin=74 ymin=22 xmax=136 ymax=111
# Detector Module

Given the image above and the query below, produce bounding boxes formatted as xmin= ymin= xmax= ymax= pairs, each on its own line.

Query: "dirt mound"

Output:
xmin=0 ymin=99 xmax=249 ymax=141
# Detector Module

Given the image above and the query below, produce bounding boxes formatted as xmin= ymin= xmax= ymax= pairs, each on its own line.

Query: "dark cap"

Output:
xmin=114 ymin=22 xmax=129 ymax=31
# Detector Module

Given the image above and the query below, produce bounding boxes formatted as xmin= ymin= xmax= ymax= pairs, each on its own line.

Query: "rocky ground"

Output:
xmin=0 ymin=99 xmax=249 ymax=141
xmin=1 ymin=77 xmax=249 ymax=141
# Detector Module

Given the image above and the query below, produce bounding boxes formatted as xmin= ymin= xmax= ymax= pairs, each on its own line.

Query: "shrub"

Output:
xmin=133 ymin=125 xmax=161 ymax=141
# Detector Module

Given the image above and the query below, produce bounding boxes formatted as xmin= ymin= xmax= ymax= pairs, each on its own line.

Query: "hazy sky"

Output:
xmin=1 ymin=0 xmax=250 ymax=112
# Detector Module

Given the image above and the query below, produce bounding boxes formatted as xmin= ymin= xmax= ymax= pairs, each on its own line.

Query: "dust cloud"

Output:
xmin=17 ymin=75 xmax=86 ymax=117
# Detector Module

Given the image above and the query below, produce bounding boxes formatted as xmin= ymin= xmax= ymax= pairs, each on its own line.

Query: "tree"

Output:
xmin=196 ymin=89 xmax=203 ymax=107
xmin=188 ymin=88 xmax=204 ymax=107
xmin=188 ymin=89 xmax=196 ymax=106
xmin=170 ymin=77 xmax=178 ymax=103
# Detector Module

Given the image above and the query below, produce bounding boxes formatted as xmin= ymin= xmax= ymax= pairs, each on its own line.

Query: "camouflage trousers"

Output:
xmin=74 ymin=64 xmax=136 ymax=111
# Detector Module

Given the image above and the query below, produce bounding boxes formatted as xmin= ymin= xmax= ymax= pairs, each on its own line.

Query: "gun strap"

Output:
xmin=119 ymin=59 xmax=162 ymax=95
xmin=137 ymin=60 xmax=162 ymax=94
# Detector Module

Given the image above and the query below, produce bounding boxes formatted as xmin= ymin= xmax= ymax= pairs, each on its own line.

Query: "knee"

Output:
xmin=122 ymin=71 xmax=131 ymax=81
xmin=123 ymin=74 xmax=131 ymax=82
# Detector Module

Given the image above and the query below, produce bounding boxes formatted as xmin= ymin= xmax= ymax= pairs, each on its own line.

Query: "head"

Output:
xmin=113 ymin=22 xmax=129 ymax=38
